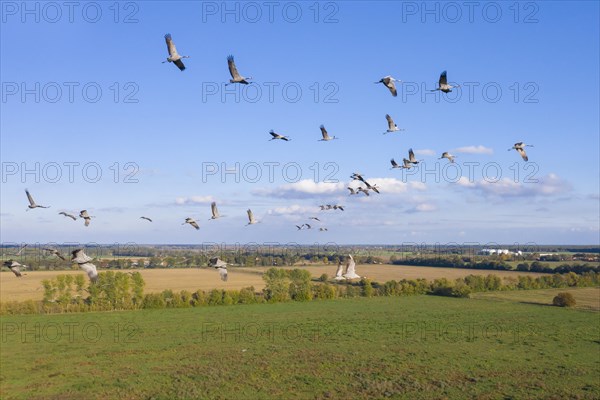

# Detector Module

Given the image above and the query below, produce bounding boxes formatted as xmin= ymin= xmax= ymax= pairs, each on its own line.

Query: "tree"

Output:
xmin=289 ymin=269 xmax=312 ymax=301
xmin=130 ymin=272 xmax=145 ymax=307
xmin=361 ymin=278 xmax=374 ymax=297
xmin=208 ymin=289 xmax=224 ymax=305
xmin=238 ymin=287 xmax=258 ymax=304
xmin=553 ymin=292 xmax=576 ymax=307
xmin=262 ymin=268 xmax=291 ymax=302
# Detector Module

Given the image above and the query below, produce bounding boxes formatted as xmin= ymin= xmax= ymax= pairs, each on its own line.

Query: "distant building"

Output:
xmin=480 ymin=249 xmax=522 ymax=256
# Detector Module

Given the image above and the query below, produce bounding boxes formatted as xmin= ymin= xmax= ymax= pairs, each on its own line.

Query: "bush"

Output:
xmin=289 ymin=269 xmax=312 ymax=301
xmin=222 ymin=292 xmax=234 ymax=305
xmin=179 ymin=290 xmax=193 ymax=307
xmin=381 ymin=280 xmax=400 ymax=296
xmin=344 ymin=284 xmax=359 ymax=298
xmin=516 ymin=263 xmax=530 ymax=272
xmin=142 ymin=293 xmax=166 ymax=309
xmin=162 ymin=289 xmax=183 ymax=308
xmin=431 ymin=285 xmax=454 ymax=297
xmin=263 ymin=268 xmax=291 ymax=303
xmin=553 ymin=292 xmax=576 ymax=307
xmin=319 ymin=273 xmax=329 ymax=282
xmin=361 ymin=278 xmax=374 ymax=297
xmin=312 ymin=283 xmax=336 ymax=300
xmin=451 ymin=282 xmax=472 ymax=298
xmin=208 ymin=289 xmax=224 ymax=306
xmin=238 ymin=287 xmax=258 ymax=304
xmin=192 ymin=290 xmax=207 ymax=306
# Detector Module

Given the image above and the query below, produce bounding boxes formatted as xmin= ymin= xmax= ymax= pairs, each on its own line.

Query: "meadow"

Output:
xmin=1 ymin=294 xmax=599 ymax=399
xmin=0 ymin=264 xmax=550 ymax=302
xmin=472 ymin=287 xmax=600 ymax=311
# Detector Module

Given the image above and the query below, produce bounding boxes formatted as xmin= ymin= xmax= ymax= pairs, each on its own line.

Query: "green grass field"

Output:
xmin=472 ymin=287 xmax=600 ymax=311
xmin=1 ymin=295 xmax=599 ymax=399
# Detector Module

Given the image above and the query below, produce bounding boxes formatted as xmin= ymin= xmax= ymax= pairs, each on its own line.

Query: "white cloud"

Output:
xmin=453 ymin=145 xmax=494 ymax=155
xmin=415 ymin=203 xmax=436 ymax=212
xmin=175 ymin=195 xmax=215 ymax=205
xmin=367 ymin=178 xmax=409 ymax=193
xmin=456 ymin=173 xmax=571 ymax=198
xmin=415 ymin=149 xmax=436 ymax=156
xmin=253 ymin=179 xmax=345 ymax=199
xmin=456 ymin=176 xmax=475 ymax=187
xmin=410 ymin=181 xmax=427 ymax=191
xmin=267 ymin=204 xmax=316 ymax=216
xmin=406 ymin=202 xmax=437 ymax=213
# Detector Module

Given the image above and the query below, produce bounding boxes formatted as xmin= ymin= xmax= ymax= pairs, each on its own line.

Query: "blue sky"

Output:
xmin=1 ymin=1 xmax=599 ymax=245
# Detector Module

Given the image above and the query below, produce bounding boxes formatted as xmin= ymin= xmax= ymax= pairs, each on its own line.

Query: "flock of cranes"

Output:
xmin=5 ymin=32 xmax=535 ymax=284
xmin=4 ymin=248 xmax=98 ymax=281
xmin=375 ymin=71 xmax=457 ymax=97
xmin=389 ymin=148 xmax=428 ymax=170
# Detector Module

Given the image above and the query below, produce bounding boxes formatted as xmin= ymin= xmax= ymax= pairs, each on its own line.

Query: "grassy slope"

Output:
xmin=1 ymin=296 xmax=599 ymax=400
xmin=471 ymin=287 xmax=600 ymax=310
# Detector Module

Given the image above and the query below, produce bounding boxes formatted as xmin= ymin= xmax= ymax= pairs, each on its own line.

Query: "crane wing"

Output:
xmin=385 ymin=114 xmax=395 ymax=130
xmin=344 ymin=255 xmax=360 ymax=279
xmin=173 ymin=59 xmax=186 ymax=71
xmin=9 ymin=264 xmax=22 ymax=277
xmin=386 ymin=80 xmax=397 ymax=97
xmin=227 ymin=55 xmax=241 ymax=80
xmin=335 ymin=262 xmax=344 ymax=278
xmin=164 ymin=34 xmax=179 ymax=57
xmin=25 ymin=189 xmax=35 ymax=206
xmin=210 ymin=257 xmax=228 ymax=268
xmin=439 ymin=71 xmax=448 ymax=86
xmin=320 ymin=125 xmax=329 ymax=140
xmin=71 ymin=249 xmax=93 ymax=264
xmin=408 ymin=148 xmax=416 ymax=162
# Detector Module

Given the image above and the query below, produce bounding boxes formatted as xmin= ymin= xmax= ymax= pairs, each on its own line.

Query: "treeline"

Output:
xmin=393 ymin=257 xmax=599 ymax=274
xmin=393 ymin=256 xmax=513 ymax=271
xmin=516 ymin=262 xmax=599 ymax=274
xmin=1 ymin=270 xmax=599 ymax=315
